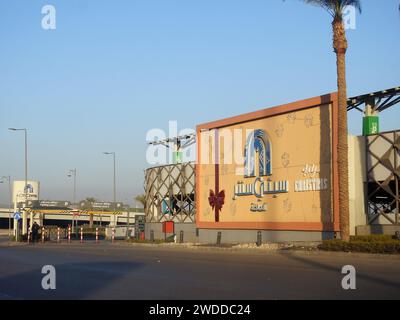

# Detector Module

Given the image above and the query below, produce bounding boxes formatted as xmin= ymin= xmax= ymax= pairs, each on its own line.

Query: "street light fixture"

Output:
xmin=67 ymin=169 xmax=77 ymax=232
xmin=0 ymin=176 xmax=12 ymax=237
xmin=8 ymin=128 xmax=28 ymax=235
xmin=103 ymin=152 xmax=116 ymax=227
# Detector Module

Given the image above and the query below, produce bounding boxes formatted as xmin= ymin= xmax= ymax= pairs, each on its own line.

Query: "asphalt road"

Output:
xmin=0 ymin=239 xmax=399 ymax=300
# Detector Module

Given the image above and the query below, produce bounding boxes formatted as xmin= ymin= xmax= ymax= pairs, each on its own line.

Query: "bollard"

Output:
xmin=217 ymin=231 xmax=222 ymax=246
xmin=256 ymin=231 xmax=262 ymax=247
xmin=80 ymin=227 xmax=83 ymax=244
xmin=27 ymin=227 xmax=30 ymax=244
xmin=42 ymin=227 xmax=45 ymax=244
xmin=150 ymin=230 xmax=154 ymax=242
xmin=179 ymin=230 xmax=184 ymax=244
xmin=96 ymin=228 xmax=99 ymax=244
xmin=68 ymin=226 xmax=71 ymax=243
xmin=112 ymin=228 xmax=115 ymax=243
xmin=57 ymin=227 xmax=60 ymax=243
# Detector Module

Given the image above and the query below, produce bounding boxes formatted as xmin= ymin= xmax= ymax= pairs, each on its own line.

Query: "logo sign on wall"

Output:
xmin=232 ymin=130 xmax=329 ymax=213
xmin=233 ymin=129 xmax=289 ymax=213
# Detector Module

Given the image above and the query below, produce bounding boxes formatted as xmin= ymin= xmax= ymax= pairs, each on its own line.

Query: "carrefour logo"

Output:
xmin=24 ymin=184 xmax=34 ymax=194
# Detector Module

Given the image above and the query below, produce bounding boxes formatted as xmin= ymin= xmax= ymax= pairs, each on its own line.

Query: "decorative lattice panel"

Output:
xmin=366 ymin=130 xmax=400 ymax=225
xmin=144 ymin=162 xmax=195 ymax=223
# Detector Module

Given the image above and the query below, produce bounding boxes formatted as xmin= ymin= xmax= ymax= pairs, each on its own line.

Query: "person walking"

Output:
xmin=32 ymin=222 xmax=40 ymax=243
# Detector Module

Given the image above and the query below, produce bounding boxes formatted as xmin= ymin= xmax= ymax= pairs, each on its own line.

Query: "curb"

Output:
xmin=119 ymin=241 xmax=400 ymax=259
xmin=2 ymin=239 xmax=399 ymax=260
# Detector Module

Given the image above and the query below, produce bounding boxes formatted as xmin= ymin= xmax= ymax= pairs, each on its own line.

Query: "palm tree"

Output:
xmin=82 ymin=197 xmax=97 ymax=227
xmin=82 ymin=197 xmax=97 ymax=209
xmin=290 ymin=1 xmax=362 ymax=241
xmin=134 ymin=194 xmax=146 ymax=208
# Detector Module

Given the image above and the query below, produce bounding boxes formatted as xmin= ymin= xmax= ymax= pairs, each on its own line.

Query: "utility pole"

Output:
xmin=9 ymin=128 xmax=28 ymax=235
xmin=67 ymin=169 xmax=77 ymax=232
xmin=0 ymin=176 xmax=12 ymax=236
xmin=103 ymin=152 xmax=116 ymax=226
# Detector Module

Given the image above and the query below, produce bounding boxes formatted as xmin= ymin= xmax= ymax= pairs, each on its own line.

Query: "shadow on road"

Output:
xmin=0 ymin=260 xmax=144 ymax=300
xmin=283 ymin=253 xmax=400 ymax=291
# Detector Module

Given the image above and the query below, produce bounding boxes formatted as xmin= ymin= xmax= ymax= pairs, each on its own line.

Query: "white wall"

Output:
xmin=348 ymin=135 xmax=367 ymax=235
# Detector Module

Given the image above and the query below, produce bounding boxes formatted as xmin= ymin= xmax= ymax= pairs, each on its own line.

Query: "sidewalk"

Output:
xmin=0 ymin=229 xmax=11 ymax=236
xmin=2 ymin=236 xmax=400 ymax=260
xmin=119 ymin=240 xmax=400 ymax=259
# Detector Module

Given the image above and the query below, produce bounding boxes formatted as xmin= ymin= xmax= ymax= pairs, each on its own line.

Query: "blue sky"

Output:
xmin=0 ymin=0 xmax=399 ymax=205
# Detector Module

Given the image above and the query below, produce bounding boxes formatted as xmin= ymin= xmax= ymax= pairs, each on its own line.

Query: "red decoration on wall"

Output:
xmin=208 ymin=189 xmax=225 ymax=222
xmin=162 ymin=221 xmax=174 ymax=234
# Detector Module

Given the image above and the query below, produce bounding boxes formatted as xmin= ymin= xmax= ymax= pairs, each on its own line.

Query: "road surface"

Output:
xmin=0 ymin=239 xmax=399 ymax=300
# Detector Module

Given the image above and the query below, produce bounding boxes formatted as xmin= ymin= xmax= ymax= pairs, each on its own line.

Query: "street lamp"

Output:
xmin=8 ymin=128 xmax=28 ymax=235
xmin=103 ymin=152 xmax=116 ymax=226
xmin=67 ymin=169 xmax=77 ymax=232
xmin=0 ymin=176 xmax=12 ymax=236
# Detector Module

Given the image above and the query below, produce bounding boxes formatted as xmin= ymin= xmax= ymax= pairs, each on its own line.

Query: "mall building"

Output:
xmin=144 ymin=87 xmax=400 ymax=243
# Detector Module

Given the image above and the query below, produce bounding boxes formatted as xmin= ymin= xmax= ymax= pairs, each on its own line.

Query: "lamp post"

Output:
xmin=67 ymin=169 xmax=77 ymax=232
xmin=8 ymin=128 xmax=28 ymax=235
xmin=103 ymin=152 xmax=116 ymax=226
xmin=0 ymin=176 xmax=12 ymax=236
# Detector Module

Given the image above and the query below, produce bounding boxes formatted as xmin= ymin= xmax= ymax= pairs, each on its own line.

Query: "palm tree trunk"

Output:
xmin=333 ymin=19 xmax=350 ymax=242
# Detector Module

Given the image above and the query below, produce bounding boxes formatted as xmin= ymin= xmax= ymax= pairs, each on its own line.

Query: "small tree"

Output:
xmin=134 ymin=194 xmax=146 ymax=209
xmin=82 ymin=197 xmax=97 ymax=227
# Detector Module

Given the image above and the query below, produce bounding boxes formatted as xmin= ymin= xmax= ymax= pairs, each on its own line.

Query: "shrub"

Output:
xmin=350 ymin=235 xmax=395 ymax=242
xmin=319 ymin=238 xmax=400 ymax=254
xmin=126 ymin=238 xmax=165 ymax=244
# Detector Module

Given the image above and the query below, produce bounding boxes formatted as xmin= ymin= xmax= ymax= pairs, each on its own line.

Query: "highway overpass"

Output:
xmin=0 ymin=207 xmax=144 ymax=229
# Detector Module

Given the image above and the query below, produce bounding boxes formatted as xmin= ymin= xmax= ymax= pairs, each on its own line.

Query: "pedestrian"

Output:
xmin=32 ymin=222 xmax=40 ymax=243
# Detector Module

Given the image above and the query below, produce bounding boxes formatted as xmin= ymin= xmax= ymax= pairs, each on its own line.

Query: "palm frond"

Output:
xmin=301 ymin=0 xmax=361 ymax=20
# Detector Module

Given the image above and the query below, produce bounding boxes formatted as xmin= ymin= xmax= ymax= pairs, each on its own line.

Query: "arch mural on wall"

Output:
xmin=244 ymin=129 xmax=272 ymax=178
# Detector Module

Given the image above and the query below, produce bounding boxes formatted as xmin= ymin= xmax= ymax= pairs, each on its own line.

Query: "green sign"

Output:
xmin=26 ymin=200 xmax=71 ymax=208
xmin=363 ymin=116 xmax=379 ymax=136
xmin=79 ymin=201 xmax=124 ymax=211
xmin=40 ymin=200 xmax=71 ymax=208
xmin=173 ymin=151 xmax=183 ymax=164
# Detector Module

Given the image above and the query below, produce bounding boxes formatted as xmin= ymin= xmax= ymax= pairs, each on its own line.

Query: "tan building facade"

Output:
xmin=196 ymin=93 xmax=340 ymax=241
xmin=144 ymin=92 xmax=397 ymax=243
